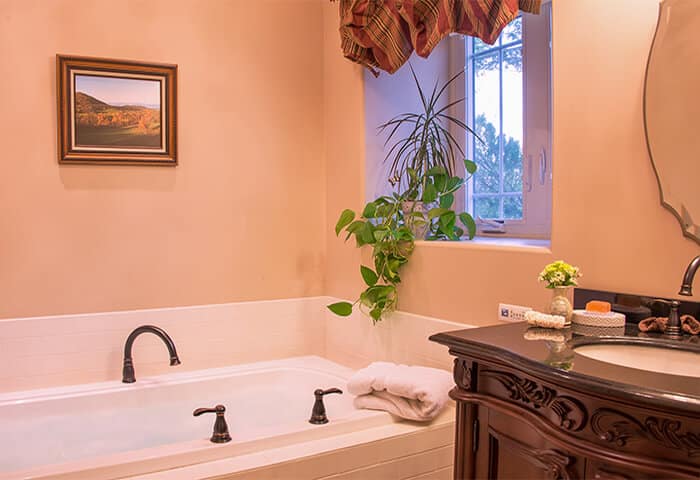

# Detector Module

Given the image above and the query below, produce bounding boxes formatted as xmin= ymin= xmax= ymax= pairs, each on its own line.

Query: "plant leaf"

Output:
xmin=370 ymin=308 xmax=382 ymax=323
xmin=362 ymin=202 xmax=377 ymax=218
xmin=439 ymin=193 xmax=454 ymax=209
xmin=373 ymin=229 xmax=388 ymax=242
xmin=439 ymin=211 xmax=456 ymax=232
xmin=459 ymin=212 xmax=477 ymax=239
xmin=360 ymin=265 xmax=378 ymax=287
xmin=464 ymin=159 xmax=477 ymax=175
xmin=446 ymin=176 xmax=463 ymax=192
xmin=360 ymin=222 xmax=375 ymax=244
xmin=428 ymin=207 xmax=450 ymax=220
xmin=335 ymin=209 xmax=355 ymax=236
xmin=434 ymin=174 xmax=447 ymax=192
xmin=426 ymin=166 xmax=447 ymax=177
xmin=423 ymin=183 xmax=437 ymax=203
xmin=327 ymin=302 xmax=353 ymax=316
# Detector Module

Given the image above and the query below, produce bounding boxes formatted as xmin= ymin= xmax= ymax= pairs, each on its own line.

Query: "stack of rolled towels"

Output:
xmin=347 ymin=362 xmax=454 ymax=422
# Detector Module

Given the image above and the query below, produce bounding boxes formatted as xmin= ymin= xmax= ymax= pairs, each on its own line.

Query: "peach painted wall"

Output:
xmin=323 ymin=0 xmax=699 ymax=327
xmin=0 ymin=0 xmax=326 ymax=319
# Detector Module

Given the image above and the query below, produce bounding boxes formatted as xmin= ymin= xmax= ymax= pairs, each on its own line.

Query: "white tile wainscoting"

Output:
xmin=0 ymin=297 xmax=473 ymax=393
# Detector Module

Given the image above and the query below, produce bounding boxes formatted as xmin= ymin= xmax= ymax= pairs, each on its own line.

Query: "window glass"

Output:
xmin=461 ymin=6 xmax=551 ymax=238
xmin=471 ymin=23 xmax=524 ymax=219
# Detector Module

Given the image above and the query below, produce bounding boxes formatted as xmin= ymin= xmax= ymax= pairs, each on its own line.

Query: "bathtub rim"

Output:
xmin=0 ymin=355 xmax=353 ymax=405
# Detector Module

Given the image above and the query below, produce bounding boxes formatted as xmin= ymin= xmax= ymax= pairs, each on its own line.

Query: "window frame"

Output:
xmin=448 ymin=3 xmax=553 ymax=239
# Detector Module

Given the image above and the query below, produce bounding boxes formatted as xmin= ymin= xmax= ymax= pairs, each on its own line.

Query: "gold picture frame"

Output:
xmin=57 ymin=55 xmax=177 ymax=166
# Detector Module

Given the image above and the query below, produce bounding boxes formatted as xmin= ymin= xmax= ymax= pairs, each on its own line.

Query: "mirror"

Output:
xmin=644 ymin=0 xmax=700 ymax=245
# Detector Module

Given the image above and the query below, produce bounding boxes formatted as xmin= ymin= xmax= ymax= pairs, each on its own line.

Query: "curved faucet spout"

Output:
xmin=122 ymin=325 xmax=180 ymax=383
xmin=679 ymin=255 xmax=700 ymax=296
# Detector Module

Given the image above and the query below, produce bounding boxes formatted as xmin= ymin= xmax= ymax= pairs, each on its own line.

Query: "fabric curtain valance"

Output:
xmin=334 ymin=0 xmax=541 ymax=75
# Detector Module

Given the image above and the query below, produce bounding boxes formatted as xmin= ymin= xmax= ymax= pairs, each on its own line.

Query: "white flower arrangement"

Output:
xmin=538 ymin=260 xmax=581 ymax=289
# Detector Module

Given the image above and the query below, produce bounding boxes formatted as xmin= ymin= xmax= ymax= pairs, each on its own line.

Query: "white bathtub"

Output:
xmin=0 ymin=356 xmax=392 ymax=480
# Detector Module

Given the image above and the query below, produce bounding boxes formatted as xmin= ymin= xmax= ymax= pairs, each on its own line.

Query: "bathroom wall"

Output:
xmin=323 ymin=0 xmax=700 ymax=327
xmin=0 ymin=0 xmax=326 ymax=319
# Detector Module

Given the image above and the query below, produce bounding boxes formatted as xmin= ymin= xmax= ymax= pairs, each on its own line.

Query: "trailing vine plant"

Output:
xmin=327 ymin=66 xmax=482 ymax=323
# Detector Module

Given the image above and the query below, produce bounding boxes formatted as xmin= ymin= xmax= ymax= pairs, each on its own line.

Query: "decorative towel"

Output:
xmin=334 ymin=0 xmax=542 ymax=75
xmin=347 ymin=362 xmax=454 ymax=421
xmin=638 ymin=315 xmax=700 ymax=335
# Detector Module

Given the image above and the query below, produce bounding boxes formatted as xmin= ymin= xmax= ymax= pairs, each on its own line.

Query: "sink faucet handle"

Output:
xmin=309 ymin=388 xmax=343 ymax=425
xmin=665 ymin=300 xmax=682 ymax=338
xmin=193 ymin=405 xmax=232 ymax=443
xmin=317 ymin=388 xmax=343 ymax=396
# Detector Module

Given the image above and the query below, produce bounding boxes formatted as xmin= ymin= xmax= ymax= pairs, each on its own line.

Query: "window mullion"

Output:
xmin=498 ymin=45 xmax=505 ymax=219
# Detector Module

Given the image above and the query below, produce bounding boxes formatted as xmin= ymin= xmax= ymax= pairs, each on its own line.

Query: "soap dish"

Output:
xmin=571 ymin=309 xmax=625 ymax=327
xmin=572 ymin=323 xmax=625 ymax=337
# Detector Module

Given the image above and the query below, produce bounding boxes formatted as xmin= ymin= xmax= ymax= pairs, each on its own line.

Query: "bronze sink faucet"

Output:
xmin=679 ymin=255 xmax=700 ymax=296
xmin=666 ymin=255 xmax=700 ymax=338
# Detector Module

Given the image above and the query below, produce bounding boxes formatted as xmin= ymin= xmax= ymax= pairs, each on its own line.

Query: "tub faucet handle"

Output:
xmin=193 ymin=404 xmax=232 ymax=443
xmin=309 ymin=388 xmax=343 ymax=425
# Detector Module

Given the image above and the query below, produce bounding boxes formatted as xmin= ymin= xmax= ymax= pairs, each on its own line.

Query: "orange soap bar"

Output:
xmin=586 ymin=300 xmax=611 ymax=313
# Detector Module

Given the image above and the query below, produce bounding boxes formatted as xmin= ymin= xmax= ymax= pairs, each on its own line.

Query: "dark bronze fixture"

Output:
xmin=193 ymin=404 xmax=232 ymax=443
xmin=309 ymin=388 xmax=343 ymax=424
xmin=664 ymin=255 xmax=700 ymax=338
xmin=664 ymin=299 xmax=682 ymax=338
xmin=679 ymin=255 xmax=700 ymax=296
xmin=122 ymin=325 xmax=181 ymax=383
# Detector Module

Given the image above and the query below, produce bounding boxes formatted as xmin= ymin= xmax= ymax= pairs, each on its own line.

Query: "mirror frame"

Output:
xmin=643 ymin=0 xmax=700 ymax=245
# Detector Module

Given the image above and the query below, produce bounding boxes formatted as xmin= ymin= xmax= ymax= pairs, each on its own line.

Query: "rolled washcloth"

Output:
xmin=347 ymin=362 xmax=454 ymax=422
xmin=525 ymin=310 xmax=568 ymax=329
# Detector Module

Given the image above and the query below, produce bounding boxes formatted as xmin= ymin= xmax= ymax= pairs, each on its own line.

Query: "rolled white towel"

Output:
xmin=347 ymin=362 xmax=454 ymax=422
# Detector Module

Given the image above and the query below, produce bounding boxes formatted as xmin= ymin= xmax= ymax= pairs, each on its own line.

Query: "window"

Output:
xmin=450 ymin=4 xmax=552 ymax=238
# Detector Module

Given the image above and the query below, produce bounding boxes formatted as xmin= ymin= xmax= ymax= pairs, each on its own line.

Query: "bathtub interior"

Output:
xmin=0 ymin=356 xmax=391 ymax=476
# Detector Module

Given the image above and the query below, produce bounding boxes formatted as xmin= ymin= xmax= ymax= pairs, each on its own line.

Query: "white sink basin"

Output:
xmin=574 ymin=344 xmax=700 ymax=377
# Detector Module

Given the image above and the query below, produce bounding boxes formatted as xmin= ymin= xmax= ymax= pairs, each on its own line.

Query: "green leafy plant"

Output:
xmin=381 ymin=65 xmax=480 ymax=199
xmin=327 ymin=66 xmax=482 ymax=323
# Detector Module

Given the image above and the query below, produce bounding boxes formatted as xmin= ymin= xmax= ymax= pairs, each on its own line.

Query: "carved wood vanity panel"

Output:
xmin=431 ymin=323 xmax=700 ymax=480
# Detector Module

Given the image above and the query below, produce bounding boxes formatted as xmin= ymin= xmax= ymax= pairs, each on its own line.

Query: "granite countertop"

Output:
xmin=430 ymin=322 xmax=700 ymax=413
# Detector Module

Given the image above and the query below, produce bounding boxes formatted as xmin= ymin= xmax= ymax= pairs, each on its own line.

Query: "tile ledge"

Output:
xmin=415 ymin=236 xmax=551 ymax=253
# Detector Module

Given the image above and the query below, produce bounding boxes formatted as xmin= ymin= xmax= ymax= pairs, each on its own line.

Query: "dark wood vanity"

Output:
xmin=430 ymin=323 xmax=700 ymax=480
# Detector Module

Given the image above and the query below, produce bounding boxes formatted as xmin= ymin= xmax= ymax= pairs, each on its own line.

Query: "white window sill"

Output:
xmin=414 ymin=236 xmax=551 ymax=253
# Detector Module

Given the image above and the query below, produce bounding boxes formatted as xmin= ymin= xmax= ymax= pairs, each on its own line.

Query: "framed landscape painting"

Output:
xmin=57 ymin=55 xmax=177 ymax=165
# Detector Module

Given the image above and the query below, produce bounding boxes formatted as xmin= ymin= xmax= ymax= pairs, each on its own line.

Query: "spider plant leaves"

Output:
xmin=335 ymin=209 xmax=355 ymax=235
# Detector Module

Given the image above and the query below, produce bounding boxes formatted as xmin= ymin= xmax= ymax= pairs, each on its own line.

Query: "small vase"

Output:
xmin=548 ymin=286 xmax=573 ymax=322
